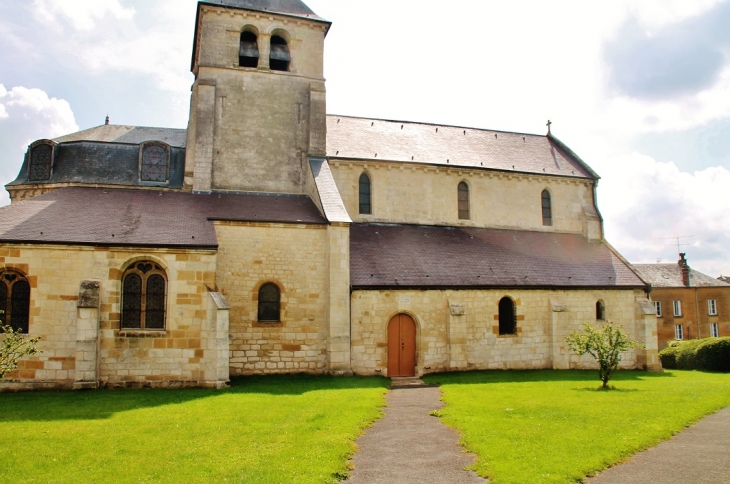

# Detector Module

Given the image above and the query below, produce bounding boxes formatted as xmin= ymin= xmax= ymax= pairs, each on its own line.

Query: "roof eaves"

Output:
xmin=547 ymin=133 xmax=600 ymax=180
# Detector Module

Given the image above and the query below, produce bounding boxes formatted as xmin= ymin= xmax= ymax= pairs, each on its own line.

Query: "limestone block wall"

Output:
xmin=214 ymin=222 xmax=330 ymax=375
xmin=0 ymin=245 xmax=225 ymax=390
xmin=350 ymin=288 xmax=652 ymax=376
xmin=329 ymin=160 xmax=599 ymax=236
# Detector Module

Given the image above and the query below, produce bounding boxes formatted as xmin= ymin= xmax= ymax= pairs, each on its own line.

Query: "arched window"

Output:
xmin=139 ymin=142 xmax=170 ymax=183
xmin=596 ymin=301 xmax=605 ymax=321
xmin=498 ymin=297 xmax=516 ymax=335
xmin=28 ymin=141 xmax=54 ymax=181
xmin=258 ymin=283 xmax=281 ymax=322
xmin=359 ymin=173 xmax=372 ymax=215
xmin=0 ymin=270 xmax=31 ymax=333
xmin=541 ymin=189 xmax=552 ymax=226
xmin=239 ymin=31 xmax=259 ymax=67
xmin=458 ymin=182 xmax=470 ymax=220
xmin=269 ymin=35 xmax=290 ymax=71
xmin=121 ymin=261 xmax=166 ymax=330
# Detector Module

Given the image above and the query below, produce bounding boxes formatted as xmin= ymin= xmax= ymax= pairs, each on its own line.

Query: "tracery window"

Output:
xmin=121 ymin=261 xmax=166 ymax=330
xmin=140 ymin=142 xmax=170 ymax=183
xmin=596 ymin=300 xmax=605 ymax=320
xmin=258 ymin=283 xmax=281 ymax=322
xmin=239 ymin=30 xmax=259 ymax=67
xmin=359 ymin=173 xmax=372 ymax=215
xmin=541 ymin=189 xmax=552 ymax=226
xmin=458 ymin=182 xmax=470 ymax=220
xmin=0 ymin=270 xmax=31 ymax=334
xmin=498 ymin=297 xmax=516 ymax=335
xmin=28 ymin=141 xmax=54 ymax=181
xmin=269 ymin=35 xmax=291 ymax=71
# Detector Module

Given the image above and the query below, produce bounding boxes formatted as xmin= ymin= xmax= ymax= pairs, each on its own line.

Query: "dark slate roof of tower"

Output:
xmin=350 ymin=224 xmax=645 ymax=289
xmin=54 ymin=125 xmax=186 ymax=147
xmin=326 ymin=115 xmax=598 ymax=180
xmin=633 ymin=264 xmax=730 ymax=288
xmin=199 ymin=0 xmax=326 ymax=21
xmin=0 ymin=187 xmax=326 ymax=249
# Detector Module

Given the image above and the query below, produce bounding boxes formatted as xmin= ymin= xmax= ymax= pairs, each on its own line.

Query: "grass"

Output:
xmin=423 ymin=370 xmax=730 ymax=484
xmin=0 ymin=374 xmax=388 ymax=484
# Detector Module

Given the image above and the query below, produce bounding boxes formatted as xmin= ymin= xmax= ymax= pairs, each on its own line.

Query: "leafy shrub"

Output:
xmin=659 ymin=345 xmax=679 ymax=369
xmin=675 ymin=339 xmax=704 ymax=370
xmin=695 ymin=337 xmax=730 ymax=372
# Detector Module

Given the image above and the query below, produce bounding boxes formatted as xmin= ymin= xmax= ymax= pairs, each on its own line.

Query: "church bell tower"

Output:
xmin=185 ymin=0 xmax=330 ymax=195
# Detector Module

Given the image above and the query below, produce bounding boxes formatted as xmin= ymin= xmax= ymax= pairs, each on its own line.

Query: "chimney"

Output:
xmin=678 ymin=253 xmax=690 ymax=287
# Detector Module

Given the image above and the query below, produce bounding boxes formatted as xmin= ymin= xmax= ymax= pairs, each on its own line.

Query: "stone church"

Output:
xmin=0 ymin=0 xmax=660 ymax=390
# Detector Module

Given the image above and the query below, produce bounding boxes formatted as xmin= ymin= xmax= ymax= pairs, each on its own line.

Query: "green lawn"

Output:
xmin=422 ymin=370 xmax=730 ymax=484
xmin=0 ymin=375 xmax=388 ymax=484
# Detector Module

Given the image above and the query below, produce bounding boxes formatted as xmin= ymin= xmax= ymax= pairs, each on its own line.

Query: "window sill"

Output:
xmin=497 ymin=334 xmax=518 ymax=338
xmin=118 ymin=330 xmax=167 ymax=338
xmin=253 ymin=321 xmax=283 ymax=328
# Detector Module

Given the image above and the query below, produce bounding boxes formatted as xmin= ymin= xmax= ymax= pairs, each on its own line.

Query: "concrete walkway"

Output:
xmin=343 ymin=383 xmax=486 ymax=484
xmin=588 ymin=405 xmax=730 ymax=484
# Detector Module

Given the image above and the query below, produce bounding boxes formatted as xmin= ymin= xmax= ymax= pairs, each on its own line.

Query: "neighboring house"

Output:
xmin=0 ymin=0 xmax=660 ymax=390
xmin=634 ymin=254 xmax=730 ymax=349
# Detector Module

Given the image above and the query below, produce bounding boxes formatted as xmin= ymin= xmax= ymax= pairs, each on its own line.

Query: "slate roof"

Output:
xmin=309 ymin=157 xmax=351 ymax=223
xmin=633 ymin=264 xmax=730 ymax=288
xmin=0 ymin=187 xmax=326 ymax=249
xmin=199 ymin=0 xmax=326 ymax=21
xmin=54 ymin=125 xmax=187 ymax=148
xmin=326 ymin=115 xmax=597 ymax=179
xmin=350 ymin=224 xmax=645 ymax=289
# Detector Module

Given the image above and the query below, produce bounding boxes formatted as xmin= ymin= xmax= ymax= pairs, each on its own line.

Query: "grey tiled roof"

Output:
xmin=53 ymin=125 xmax=187 ymax=148
xmin=632 ymin=264 xmax=730 ymax=288
xmin=351 ymin=224 xmax=644 ymax=288
xmin=0 ymin=187 xmax=326 ymax=248
xmin=199 ymin=0 xmax=327 ymax=21
xmin=326 ymin=115 xmax=596 ymax=179
xmin=8 ymin=142 xmax=185 ymax=189
xmin=309 ymin=157 xmax=351 ymax=223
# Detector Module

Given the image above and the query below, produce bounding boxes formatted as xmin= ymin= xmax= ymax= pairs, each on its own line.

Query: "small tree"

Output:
xmin=565 ymin=322 xmax=643 ymax=389
xmin=1 ymin=324 xmax=41 ymax=380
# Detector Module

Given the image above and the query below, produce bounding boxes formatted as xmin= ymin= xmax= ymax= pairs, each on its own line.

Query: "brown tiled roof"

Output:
xmin=351 ymin=224 xmax=645 ymax=288
xmin=0 ymin=187 xmax=326 ymax=249
xmin=326 ymin=115 xmax=596 ymax=179
xmin=632 ymin=264 xmax=730 ymax=288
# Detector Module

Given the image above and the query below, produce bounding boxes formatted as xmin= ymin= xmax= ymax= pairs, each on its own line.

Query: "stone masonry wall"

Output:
xmin=329 ymin=160 xmax=601 ymax=238
xmin=350 ymin=288 xmax=652 ymax=376
xmin=214 ymin=222 xmax=330 ymax=375
xmin=0 ymin=244 xmax=224 ymax=390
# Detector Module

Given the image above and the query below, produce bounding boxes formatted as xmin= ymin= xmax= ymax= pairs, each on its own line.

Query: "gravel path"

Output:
xmin=588 ymin=405 xmax=730 ymax=484
xmin=343 ymin=385 xmax=486 ymax=484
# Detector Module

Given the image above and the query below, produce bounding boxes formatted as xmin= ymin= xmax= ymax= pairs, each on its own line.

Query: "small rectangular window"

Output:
xmin=673 ymin=300 xmax=682 ymax=317
xmin=675 ymin=324 xmax=684 ymax=340
xmin=710 ymin=323 xmax=719 ymax=338
xmin=654 ymin=301 xmax=662 ymax=317
xmin=708 ymin=299 xmax=717 ymax=316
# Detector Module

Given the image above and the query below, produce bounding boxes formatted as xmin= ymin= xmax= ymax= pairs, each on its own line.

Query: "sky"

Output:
xmin=1 ymin=0 xmax=730 ymax=277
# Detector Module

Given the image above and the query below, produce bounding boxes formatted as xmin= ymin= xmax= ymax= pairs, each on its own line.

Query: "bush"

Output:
xmin=675 ymin=339 xmax=704 ymax=370
xmin=659 ymin=345 xmax=678 ymax=369
xmin=695 ymin=337 xmax=730 ymax=372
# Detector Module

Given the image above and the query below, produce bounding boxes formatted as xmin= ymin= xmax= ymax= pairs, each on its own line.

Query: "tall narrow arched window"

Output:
xmin=541 ymin=189 xmax=552 ymax=226
xmin=0 ymin=270 xmax=31 ymax=334
xmin=359 ymin=173 xmax=372 ymax=215
xmin=458 ymin=182 xmax=470 ymax=220
xmin=28 ymin=140 xmax=55 ymax=182
xmin=596 ymin=301 xmax=605 ymax=321
xmin=269 ymin=35 xmax=290 ymax=71
xmin=498 ymin=297 xmax=516 ymax=335
xmin=239 ymin=31 xmax=259 ymax=67
xmin=121 ymin=261 xmax=167 ymax=330
xmin=258 ymin=283 xmax=281 ymax=322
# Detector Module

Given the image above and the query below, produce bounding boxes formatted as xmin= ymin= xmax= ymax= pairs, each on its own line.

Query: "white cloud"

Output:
xmin=0 ymin=85 xmax=78 ymax=207
xmin=599 ymin=152 xmax=730 ymax=277
xmin=33 ymin=0 xmax=135 ymax=31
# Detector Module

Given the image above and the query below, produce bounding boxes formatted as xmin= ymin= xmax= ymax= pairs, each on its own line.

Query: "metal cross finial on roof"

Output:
xmin=105 ymin=115 xmax=110 ymax=125
xmin=546 ymin=120 xmax=552 ymax=135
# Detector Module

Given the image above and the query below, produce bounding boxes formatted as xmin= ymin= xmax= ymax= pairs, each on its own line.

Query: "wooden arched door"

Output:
xmin=387 ymin=313 xmax=416 ymax=377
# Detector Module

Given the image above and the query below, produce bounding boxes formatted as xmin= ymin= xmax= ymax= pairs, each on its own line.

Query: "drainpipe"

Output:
xmin=695 ymin=288 xmax=700 ymax=340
